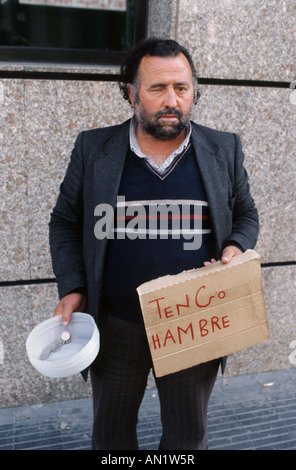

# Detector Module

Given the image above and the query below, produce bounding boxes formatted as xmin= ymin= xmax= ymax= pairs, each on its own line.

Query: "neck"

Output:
xmin=135 ymin=126 xmax=186 ymax=166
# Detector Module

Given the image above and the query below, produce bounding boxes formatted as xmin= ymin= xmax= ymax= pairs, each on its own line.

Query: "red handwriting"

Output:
xmin=148 ymin=285 xmax=226 ymax=320
xmin=151 ymin=315 xmax=230 ymax=350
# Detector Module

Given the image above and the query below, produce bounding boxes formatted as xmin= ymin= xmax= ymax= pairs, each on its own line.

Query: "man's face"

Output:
xmin=129 ymin=53 xmax=195 ymax=140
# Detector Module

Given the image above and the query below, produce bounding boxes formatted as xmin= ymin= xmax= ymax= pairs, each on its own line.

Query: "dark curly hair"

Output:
xmin=118 ymin=37 xmax=200 ymax=104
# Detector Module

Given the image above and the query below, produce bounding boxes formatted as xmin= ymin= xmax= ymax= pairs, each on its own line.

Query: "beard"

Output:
xmin=134 ymin=105 xmax=191 ymax=141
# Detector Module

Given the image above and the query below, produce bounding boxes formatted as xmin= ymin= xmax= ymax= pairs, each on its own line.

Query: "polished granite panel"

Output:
xmin=178 ymin=0 xmax=296 ymax=81
xmin=148 ymin=0 xmax=179 ymax=39
xmin=0 ymin=78 xmax=132 ymax=281
xmin=0 ymin=80 xmax=30 ymax=281
xmin=191 ymin=84 xmax=296 ymax=263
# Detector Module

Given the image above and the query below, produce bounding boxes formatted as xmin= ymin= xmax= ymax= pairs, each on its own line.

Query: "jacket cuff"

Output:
xmin=222 ymin=239 xmax=244 ymax=253
xmin=55 ymin=273 xmax=87 ymax=300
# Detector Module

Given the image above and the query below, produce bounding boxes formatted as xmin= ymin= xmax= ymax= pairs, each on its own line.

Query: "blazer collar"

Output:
xmin=190 ymin=121 xmax=220 ymax=156
xmin=101 ymin=119 xmax=131 ymax=158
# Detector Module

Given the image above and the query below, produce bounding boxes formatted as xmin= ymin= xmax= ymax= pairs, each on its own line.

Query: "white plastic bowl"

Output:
xmin=26 ymin=312 xmax=100 ymax=378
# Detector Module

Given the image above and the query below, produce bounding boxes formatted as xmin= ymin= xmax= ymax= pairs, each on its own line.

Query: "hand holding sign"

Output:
xmin=203 ymin=245 xmax=243 ymax=266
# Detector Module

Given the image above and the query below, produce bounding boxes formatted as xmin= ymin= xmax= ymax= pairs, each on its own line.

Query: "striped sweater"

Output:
xmin=101 ymin=144 xmax=215 ymax=323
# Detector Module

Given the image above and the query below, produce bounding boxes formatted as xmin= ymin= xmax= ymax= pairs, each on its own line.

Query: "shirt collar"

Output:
xmin=129 ymin=118 xmax=192 ymax=174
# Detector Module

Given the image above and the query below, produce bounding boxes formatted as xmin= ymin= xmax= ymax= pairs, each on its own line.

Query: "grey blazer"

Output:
xmin=49 ymin=119 xmax=259 ymax=328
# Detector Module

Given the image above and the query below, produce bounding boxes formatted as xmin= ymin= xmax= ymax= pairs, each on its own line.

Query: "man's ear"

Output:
xmin=128 ymin=85 xmax=135 ymax=108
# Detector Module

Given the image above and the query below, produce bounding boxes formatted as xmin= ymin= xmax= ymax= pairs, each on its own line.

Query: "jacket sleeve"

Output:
xmin=224 ymin=133 xmax=259 ymax=252
xmin=49 ymin=132 xmax=87 ymax=300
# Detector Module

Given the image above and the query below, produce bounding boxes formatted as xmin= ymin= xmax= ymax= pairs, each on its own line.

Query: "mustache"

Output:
xmin=155 ymin=108 xmax=183 ymax=120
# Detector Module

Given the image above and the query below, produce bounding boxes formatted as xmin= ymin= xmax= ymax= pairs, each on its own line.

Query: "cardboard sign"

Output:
xmin=137 ymin=250 xmax=269 ymax=377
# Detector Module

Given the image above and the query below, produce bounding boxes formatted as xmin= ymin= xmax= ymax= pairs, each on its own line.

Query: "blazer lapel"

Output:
xmin=93 ymin=120 xmax=130 ymax=283
xmin=93 ymin=121 xmax=130 ymax=206
xmin=191 ymin=123 xmax=229 ymax=257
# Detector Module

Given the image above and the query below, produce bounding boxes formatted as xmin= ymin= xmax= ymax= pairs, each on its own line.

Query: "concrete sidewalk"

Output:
xmin=0 ymin=367 xmax=296 ymax=451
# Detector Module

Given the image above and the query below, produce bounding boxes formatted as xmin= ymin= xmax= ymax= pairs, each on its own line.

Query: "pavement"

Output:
xmin=0 ymin=367 xmax=296 ymax=452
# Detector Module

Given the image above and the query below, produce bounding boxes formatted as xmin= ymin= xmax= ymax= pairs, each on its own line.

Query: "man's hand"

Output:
xmin=203 ymin=245 xmax=243 ymax=266
xmin=54 ymin=292 xmax=87 ymax=326
xmin=221 ymin=245 xmax=243 ymax=263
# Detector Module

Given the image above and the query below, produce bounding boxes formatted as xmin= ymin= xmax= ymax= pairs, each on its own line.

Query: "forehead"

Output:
xmin=138 ymin=53 xmax=193 ymax=85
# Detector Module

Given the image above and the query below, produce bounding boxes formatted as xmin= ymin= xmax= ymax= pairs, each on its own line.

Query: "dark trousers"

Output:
xmin=90 ymin=315 xmax=220 ymax=450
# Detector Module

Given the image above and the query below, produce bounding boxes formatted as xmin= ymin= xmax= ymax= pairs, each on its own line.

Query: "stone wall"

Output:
xmin=0 ymin=0 xmax=295 ymax=408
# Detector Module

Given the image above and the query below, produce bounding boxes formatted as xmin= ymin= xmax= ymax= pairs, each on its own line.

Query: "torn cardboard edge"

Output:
xmin=137 ymin=249 xmax=269 ymax=377
xmin=137 ymin=249 xmax=260 ymax=295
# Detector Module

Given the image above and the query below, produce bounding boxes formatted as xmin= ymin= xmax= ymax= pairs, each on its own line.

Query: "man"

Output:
xmin=49 ymin=38 xmax=259 ymax=450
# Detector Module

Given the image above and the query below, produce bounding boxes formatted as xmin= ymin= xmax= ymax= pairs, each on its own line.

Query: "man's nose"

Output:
xmin=163 ymin=88 xmax=178 ymax=108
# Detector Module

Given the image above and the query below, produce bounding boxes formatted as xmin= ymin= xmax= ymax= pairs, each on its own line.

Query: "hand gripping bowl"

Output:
xmin=26 ymin=312 xmax=100 ymax=378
